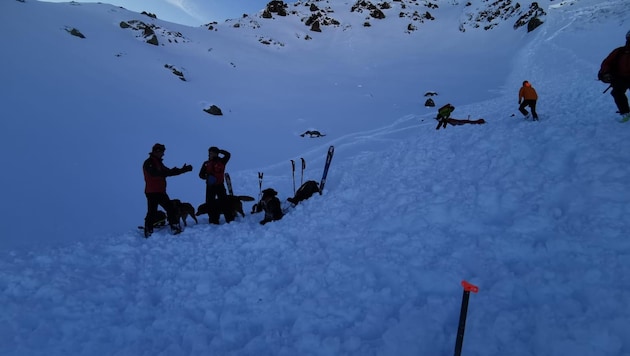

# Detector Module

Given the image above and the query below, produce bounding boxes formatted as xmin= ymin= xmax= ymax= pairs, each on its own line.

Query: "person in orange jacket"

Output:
xmin=518 ymin=80 xmax=539 ymax=121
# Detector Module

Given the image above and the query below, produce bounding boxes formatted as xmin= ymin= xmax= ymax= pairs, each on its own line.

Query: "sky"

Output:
xmin=2 ymin=0 xmax=630 ymax=355
xmin=39 ymin=0 xmax=272 ymax=26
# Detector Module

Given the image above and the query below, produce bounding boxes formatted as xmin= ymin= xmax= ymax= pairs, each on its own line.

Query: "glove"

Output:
xmin=599 ymin=73 xmax=612 ymax=84
xmin=182 ymin=164 xmax=193 ymax=172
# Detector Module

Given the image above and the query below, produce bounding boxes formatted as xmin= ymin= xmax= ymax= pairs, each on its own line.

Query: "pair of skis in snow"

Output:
xmin=290 ymin=157 xmax=306 ymax=194
xmin=288 ymin=145 xmax=335 ymax=195
xmin=255 ymin=145 xmax=335 ymax=199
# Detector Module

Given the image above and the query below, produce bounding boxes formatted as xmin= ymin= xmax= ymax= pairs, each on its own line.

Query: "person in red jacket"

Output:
xmin=143 ymin=143 xmax=192 ymax=237
xmin=198 ymin=146 xmax=232 ymax=224
xmin=518 ymin=80 xmax=539 ymax=121
xmin=598 ymin=30 xmax=630 ymax=122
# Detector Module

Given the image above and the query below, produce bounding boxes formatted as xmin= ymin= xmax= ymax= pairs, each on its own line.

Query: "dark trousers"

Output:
xmin=519 ymin=100 xmax=538 ymax=119
xmin=145 ymin=193 xmax=178 ymax=228
xmin=611 ymin=80 xmax=630 ymax=114
xmin=205 ymin=184 xmax=234 ymax=224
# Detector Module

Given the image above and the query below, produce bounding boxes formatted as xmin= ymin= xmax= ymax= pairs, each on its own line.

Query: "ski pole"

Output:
xmin=301 ymin=157 xmax=306 ymax=185
xmin=603 ymin=84 xmax=612 ymax=94
xmin=291 ymin=159 xmax=296 ymax=194
xmin=454 ymin=280 xmax=479 ymax=356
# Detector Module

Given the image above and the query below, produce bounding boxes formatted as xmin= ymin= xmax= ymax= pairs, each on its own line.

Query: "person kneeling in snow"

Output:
xmin=258 ymin=188 xmax=284 ymax=225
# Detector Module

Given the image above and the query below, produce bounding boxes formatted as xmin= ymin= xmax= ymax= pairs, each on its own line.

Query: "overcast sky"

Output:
xmin=40 ymin=0 xmax=272 ymax=26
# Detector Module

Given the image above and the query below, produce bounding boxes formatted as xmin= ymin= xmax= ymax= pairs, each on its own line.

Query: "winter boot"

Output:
xmin=143 ymin=221 xmax=153 ymax=238
xmin=170 ymin=223 xmax=182 ymax=235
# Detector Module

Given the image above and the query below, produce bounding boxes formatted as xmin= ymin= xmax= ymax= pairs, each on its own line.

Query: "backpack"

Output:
xmin=287 ymin=180 xmax=320 ymax=205
xmin=437 ymin=103 xmax=455 ymax=120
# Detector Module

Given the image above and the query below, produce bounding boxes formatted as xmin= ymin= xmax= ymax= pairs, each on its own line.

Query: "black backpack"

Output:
xmin=287 ymin=180 xmax=320 ymax=205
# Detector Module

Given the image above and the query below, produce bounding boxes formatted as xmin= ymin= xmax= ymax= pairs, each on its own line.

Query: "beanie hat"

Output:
xmin=152 ymin=143 xmax=165 ymax=152
xmin=208 ymin=146 xmax=219 ymax=154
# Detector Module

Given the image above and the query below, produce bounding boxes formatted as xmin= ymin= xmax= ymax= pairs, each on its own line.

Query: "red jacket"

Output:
xmin=199 ymin=151 xmax=230 ymax=185
xmin=599 ymin=42 xmax=630 ymax=79
xmin=143 ymin=154 xmax=182 ymax=193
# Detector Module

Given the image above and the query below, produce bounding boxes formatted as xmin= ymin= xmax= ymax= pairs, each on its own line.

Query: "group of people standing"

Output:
xmin=142 ymin=144 xmax=283 ymax=237
xmin=142 ymin=31 xmax=630 ymax=237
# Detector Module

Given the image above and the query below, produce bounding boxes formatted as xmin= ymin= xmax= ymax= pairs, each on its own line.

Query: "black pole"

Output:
xmin=257 ymin=172 xmax=263 ymax=200
xmin=454 ymin=281 xmax=479 ymax=356
xmin=603 ymin=84 xmax=612 ymax=94
xmin=291 ymin=160 xmax=296 ymax=194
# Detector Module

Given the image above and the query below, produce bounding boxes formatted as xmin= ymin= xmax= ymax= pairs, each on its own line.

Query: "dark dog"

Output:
xmin=287 ymin=180 xmax=320 ymax=205
xmin=300 ymin=130 xmax=326 ymax=138
xmin=171 ymin=199 xmax=197 ymax=226
xmin=196 ymin=195 xmax=255 ymax=220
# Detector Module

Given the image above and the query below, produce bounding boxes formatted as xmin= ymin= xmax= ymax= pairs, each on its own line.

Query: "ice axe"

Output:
xmin=454 ymin=280 xmax=479 ymax=356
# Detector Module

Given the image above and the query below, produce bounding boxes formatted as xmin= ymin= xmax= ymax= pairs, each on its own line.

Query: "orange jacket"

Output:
xmin=519 ymin=85 xmax=538 ymax=102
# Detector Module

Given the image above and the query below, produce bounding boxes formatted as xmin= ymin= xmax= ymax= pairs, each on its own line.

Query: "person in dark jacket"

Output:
xmin=598 ymin=30 xmax=630 ymax=122
xmin=259 ymin=188 xmax=284 ymax=225
xmin=143 ymin=143 xmax=193 ymax=237
xmin=198 ymin=146 xmax=232 ymax=224
xmin=518 ymin=80 xmax=539 ymax=121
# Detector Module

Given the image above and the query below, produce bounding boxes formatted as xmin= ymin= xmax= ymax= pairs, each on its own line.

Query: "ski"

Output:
xmin=301 ymin=157 xmax=306 ymax=185
xmin=319 ymin=145 xmax=334 ymax=195
xmin=257 ymin=172 xmax=264 ymax=200
xmin=137 ymin=219 xmax=167 ymax=238
xmin=225 ymin=172 xmax=234 ymax=196
xmin=290 ymin=160 xmax=296 ymax=194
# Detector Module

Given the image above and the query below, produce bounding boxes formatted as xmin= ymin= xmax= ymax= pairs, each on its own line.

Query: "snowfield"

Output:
xmin=1 ymin=0 xmax=629 ymax=355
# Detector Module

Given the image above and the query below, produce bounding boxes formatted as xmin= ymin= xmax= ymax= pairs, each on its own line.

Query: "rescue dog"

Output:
xmin=171 ymin=199 xmax=197 ymax=226
xmin=287 ymin=180 xmax=320 ymax=205
xmin=300 ymin=130 xmax=326 ymax=138
xmin=196 ymin=195 xmax=256 ymax=220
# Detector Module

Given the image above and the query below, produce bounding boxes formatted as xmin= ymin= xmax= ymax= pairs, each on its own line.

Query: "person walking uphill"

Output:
xmin=199 ymin=146 xmax=233 ymax=224
xmin=598 ymin=30 xmax=630 ymax=122
xmin=143 ymin=143 xmax=193 ymax=238
xmin=518 ymin=80 xmax=539 ymax=121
